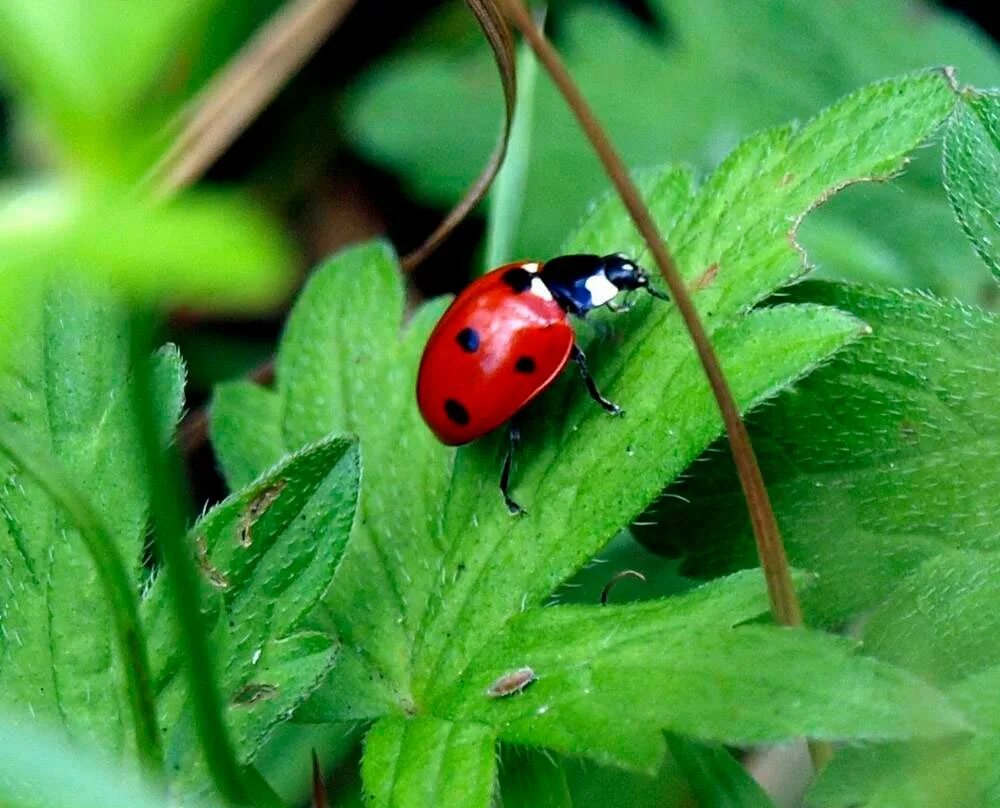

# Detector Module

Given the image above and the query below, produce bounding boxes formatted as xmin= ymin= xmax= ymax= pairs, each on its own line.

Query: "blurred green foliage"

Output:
xmin=0 ymin=0 xmax=295 ymax=311
xmin=345 ymin=0 xmax=1000 ymax=301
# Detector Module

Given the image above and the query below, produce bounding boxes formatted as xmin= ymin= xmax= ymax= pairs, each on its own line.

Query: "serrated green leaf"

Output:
xmin=142 ymin=435 xmax=360 ymax=795
xmin=362 ymin=716 xmax=497 ymax=808
xmin=0 ymin=714 xmax=214 ymax=808
xmin=213 ymin=241 xmax=453 ymax=711
xmin=0 ymin=278 xmax=183 ymax=758
xmin=346 ymin=0 xmax=997 ymax=299
xmin=211 ymin=73 xmax=961 ymax=799
xmin=413 ymin=301 xmax=862 ymax=695
xmin=640 ymin=283 xmax=1000 ymax=625
xmin=664 ymin=734 xmax=774 ymax=808
xmin=944 ymin=90 xmax=1000 ymax=282
xmin=0 ymin=185 xmax=295 ymax=312
xmin=435 ymin=574 xmax=965 ymax=772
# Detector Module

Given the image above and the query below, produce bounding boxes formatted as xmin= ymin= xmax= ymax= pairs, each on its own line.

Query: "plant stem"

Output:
xmin=0 ymin=433 xmax=163 ymax=775
xmin=497 ymin=0 xmax=803 ymax=629
xmin=128 ymin=318 xmax=254 ymax=806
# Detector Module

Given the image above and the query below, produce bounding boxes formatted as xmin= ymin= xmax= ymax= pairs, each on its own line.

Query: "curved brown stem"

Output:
xmin=497 ymin=0 xmax=802 ymax=629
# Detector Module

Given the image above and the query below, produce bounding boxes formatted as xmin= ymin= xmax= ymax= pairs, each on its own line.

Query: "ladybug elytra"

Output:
xmin=416 ymin=253 xmax=669 ymax=513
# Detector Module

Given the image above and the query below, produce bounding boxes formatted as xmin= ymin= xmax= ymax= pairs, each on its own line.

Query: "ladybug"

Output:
xmin=416 ymin=253 xmax=669 ymax=513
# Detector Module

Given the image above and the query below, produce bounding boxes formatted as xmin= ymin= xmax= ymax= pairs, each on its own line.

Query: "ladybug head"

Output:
xmin=602 ymin=253 xmax=670 ymax=301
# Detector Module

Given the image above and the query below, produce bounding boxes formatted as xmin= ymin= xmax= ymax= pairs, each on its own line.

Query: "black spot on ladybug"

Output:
xmin=445 ymin=399 xmax=470 ymax=425
xmin=502 ymin=268 xmax=532 ymax=293
xmin=515 ymin=356 xmax=536 ymax=373
xmin=456 ymin=327 xmax=480 ymax=352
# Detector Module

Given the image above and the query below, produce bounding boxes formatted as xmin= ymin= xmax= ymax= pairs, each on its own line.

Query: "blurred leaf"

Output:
xmin=807 ymin=553 xmax=1000 ymax=807
xmin=944 ymin=89 xmax=1000 ymax=283
xmin=142 ymin=435 xmax=360 ymax=796
xmin=211 ymin=381 xmax=285 ymax=491
xmin=664 ymin=734 xmax=774 ymax=808
xmin=211 ymin=74 xmax=958 ymax=805
xmin=864 ymin=550 xmax=1000 ymax=686
xmin=345 ymin=0 xmax=999 ymax=299
xmin=437 ymin=573 xmax=966 ymax=772
xmin=0 ymin=0 xmax=217 ymax=170
xmin=638 ymin=283 xmax=1000 ymax=625
xmin=561 ymin=752 xmax=692 ymax=808
xmin=809 ymin=666 xmax=1000 ymax=808
xmin=0 ymin=278 xmax=183 ymax=758
xmin=485 ymin=25 xmax=541 ymax=269
xmin=497 ymin=746 xmax=572 ymax=808
xmin=361 ymin=717 xmax=497 ymax=808
xmin=0 ymin=184 xmax=295 ymax=312
xmin=0 ymin=714 xmax=215 ymax=808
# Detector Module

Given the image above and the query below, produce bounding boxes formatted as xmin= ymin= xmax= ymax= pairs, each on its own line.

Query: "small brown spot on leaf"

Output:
xmin=692 ymin=263 xmax=719 ymax=291
xmin=778 ymin=172 xmax=795 ymax=187
xmin=232 ymin=682 xmax=278 ymax=706
xmin=195 ymin=535 xmax=230 ymax=589
xmin=238 ymin=479 xmax=286 ymax=547
xmin=486 ymin=666 xmax=536 ymax=698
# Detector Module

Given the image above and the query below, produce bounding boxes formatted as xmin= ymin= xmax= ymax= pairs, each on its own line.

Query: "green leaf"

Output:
xmin=944 ymin=90 xmax=1000 ymax=283
xmin=639 ymin=283 xmax=1000 ymax=625
xmin=497 ymin=746 xmax=572 ymax=808
xmin=0 ymin=715 xmax=217 ymax=808
xmin=213 ymin=241 xmax=452 ymax=711
xmin=434 ymin=573 xmax=966 ymax=772
xmin=345 ymin=0 xmax=997 ymax=299
xmin=809 ymin=667 xmax=1000 ymax=807
xmin=142 ymin=435 xmax=360 ymax=795
xmin=664 ymin=734 xmax=774 ymax=808
xmin=0 ymin=0 xmax=216 ymax=170
xmin=362 ymin=716 xmax=496 ymax=808
xmin=414 ymin=71 xmax=954 ymax=694
xmin=0 ymin=277 xmax=183 ymax=758
xmin=864 ymin=551 xmax=1000 ymax=686
xmin=211 ymin=381 xmax=285 ymax=491
xmin=0 ymin=185 xmax=295 ymax=312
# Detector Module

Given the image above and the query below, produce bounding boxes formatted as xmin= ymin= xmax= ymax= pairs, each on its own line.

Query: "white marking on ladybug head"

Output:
xmin=584 ymin=271 xmax=620 ymax=307
xmin=530 ymin=277 xmax=554 ymax=301
xmin=522 ymin=262 xmax=541 ymax=273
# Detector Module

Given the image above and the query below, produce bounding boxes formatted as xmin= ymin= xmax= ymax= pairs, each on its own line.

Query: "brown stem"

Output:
xmin=144 ymin=0 xmax=358 ymax=198
xmin=497 ymin=0 xmax=802 ymax=628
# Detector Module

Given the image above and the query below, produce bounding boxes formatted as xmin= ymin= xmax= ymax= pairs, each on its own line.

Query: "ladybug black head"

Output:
xmin=602 ymin=253 xmax=670 ymax=300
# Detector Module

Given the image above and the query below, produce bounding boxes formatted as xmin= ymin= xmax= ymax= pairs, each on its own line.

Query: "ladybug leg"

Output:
xmin=500 ymin=422 xmax=525 ymax=516
xmin=571 ymin=344 xmax=622 ymax=416
xmin=606 ymin=292 xmax=635 ymax=313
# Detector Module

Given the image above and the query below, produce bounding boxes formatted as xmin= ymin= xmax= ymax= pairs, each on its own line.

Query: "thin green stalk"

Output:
xmin=127 ymin=317 xmax=253 ymax=806
xmin=484 ymin=7 xmax=543 ymax=269
xmin=0 ymin=432 xmax=163 ymax=775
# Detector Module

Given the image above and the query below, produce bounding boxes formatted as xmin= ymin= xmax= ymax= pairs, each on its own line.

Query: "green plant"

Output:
xmin=2 ymin=1 xmax=1000 ymax=806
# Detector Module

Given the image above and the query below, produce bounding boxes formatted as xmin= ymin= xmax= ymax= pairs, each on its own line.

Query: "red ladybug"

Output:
xmin=417 ymin=253 xmax=668 ymax=512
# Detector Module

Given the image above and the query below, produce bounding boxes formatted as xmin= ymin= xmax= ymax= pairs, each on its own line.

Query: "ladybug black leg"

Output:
xmin=571 ymin=344 xmax=622 ymax=416
xmin=500 ymin=422 xmax=525 ymax=516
